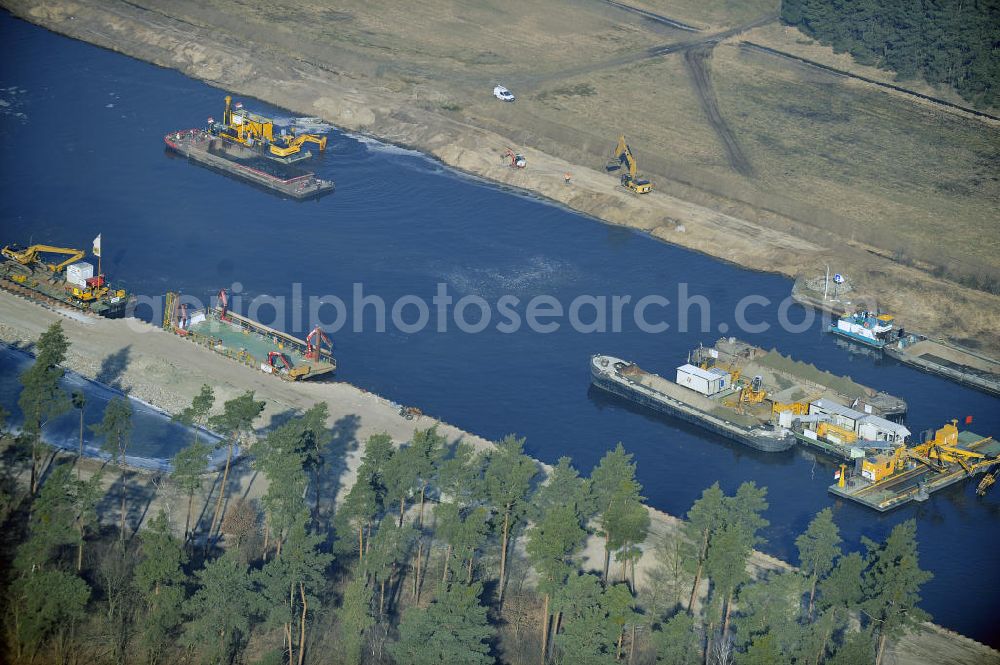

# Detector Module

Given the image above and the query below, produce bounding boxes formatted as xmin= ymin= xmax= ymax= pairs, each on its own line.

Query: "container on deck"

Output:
xmin=66 ymin=262 xmax=94 ymax=286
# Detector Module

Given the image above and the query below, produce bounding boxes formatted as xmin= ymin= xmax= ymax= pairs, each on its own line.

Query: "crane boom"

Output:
xmin=215 ymin=95 xmax=327 ymax=161
xmin=1 ymin=244 xmax=86 ymax=273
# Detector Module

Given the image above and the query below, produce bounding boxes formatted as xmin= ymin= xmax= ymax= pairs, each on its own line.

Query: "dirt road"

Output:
xmin=684 ymin=46 xmax=752 ymax=176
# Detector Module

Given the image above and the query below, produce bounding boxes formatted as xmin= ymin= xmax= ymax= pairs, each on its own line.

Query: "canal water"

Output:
xmin=1 ymin=12 xmax=998 ymax=644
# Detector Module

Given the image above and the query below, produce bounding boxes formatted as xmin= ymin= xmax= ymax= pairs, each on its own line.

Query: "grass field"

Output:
xmin=712 ymin=44 xmax=1000 ymax=281
xmin=629 ymin=0 xmax=779 ymax=30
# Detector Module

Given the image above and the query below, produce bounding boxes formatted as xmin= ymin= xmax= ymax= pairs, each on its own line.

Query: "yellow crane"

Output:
xmin=215 ymin=96 xmax=327 ymax=160
xmin=2 ymin=244 xmax=85 ymax=273
xmin=606 ymin=134 xmax=652 ymax=194
xmin=861 ymin=421 xmax=999 ymax=484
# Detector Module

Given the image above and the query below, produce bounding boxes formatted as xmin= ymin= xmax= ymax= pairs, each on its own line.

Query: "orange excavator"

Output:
xmin=306 ymin=326 xmax=332 ymax=360
xmin=502 ymin=148 xmax=526 ymax=169
xmin=217 ymin=288 xmax=230 ymax=321
xmin=267 ymin=351 xmax=292 ymax=371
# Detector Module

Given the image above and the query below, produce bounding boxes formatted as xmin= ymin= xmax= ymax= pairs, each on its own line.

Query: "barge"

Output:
xmin=1 ymin=242 xmax=131 ymax=318
xmin=163 ymin=291 xmax=335 ymax=381
xmin=829 ymin=421 xmax=1000 ymax=511
xmin=165 ymin=129 xmax=334 ymax=199
xmin=590 ymin=354 xmax=795 ymax=452
xmin=689 ymin=337 xmax=908 ymax=461
xmin=886 ymin=333 xmax=1000 ymax=398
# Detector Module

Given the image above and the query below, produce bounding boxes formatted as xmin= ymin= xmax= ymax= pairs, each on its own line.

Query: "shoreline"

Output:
xmin=3 ymin=0 xmax=999 ymax=354
xmin=0 ymin=4 xmax=998 ymax=659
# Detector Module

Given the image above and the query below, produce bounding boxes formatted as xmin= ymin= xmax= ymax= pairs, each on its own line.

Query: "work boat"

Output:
xmin=828 ymin=311 xmax=897 ymax=349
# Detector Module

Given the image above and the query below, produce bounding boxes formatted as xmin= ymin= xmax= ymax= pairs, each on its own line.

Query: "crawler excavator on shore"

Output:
xmin=606 ymin=134 xmax=652 ymax=194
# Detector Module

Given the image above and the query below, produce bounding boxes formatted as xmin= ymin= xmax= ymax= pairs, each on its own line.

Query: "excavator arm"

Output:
xmin=269 ymin=132 xmax=328 ymax=158
xmin=606 ymin=134 xmax=652 ymax=194
xmin=2 ymin=244 xmax=86 ymax=273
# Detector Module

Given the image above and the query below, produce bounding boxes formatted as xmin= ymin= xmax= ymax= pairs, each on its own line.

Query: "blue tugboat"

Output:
xmin=829 ymin=310 xmax=897 ymax=349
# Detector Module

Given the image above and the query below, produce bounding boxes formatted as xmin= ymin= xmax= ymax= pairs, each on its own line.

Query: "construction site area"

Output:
xmin=830 ymin=421 xmax=1000 ymax=512
xmin=8 ymin=0 xmax=997 ymax=355
xmin=1 ymin=241 xmax=131 ymax=318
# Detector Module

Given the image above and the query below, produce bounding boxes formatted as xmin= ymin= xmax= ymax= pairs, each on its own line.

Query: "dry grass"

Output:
xmin=743 ymin=23 xmax=995 ymax=112
xmin=628 ymin=0 xmax=779 ymax=30
xmin=711 ymin=44 xmax=1000 ymax=277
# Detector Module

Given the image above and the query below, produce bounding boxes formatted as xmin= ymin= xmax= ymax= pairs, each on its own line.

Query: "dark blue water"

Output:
xmin=2 ymin=12 xmax=998 ymax=644
xmin=0 ymin=346 xmax=224 ymax=471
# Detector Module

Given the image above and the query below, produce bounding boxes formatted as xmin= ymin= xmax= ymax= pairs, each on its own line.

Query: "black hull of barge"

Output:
xmin=590 ymin=373 xmax=795 ymax=453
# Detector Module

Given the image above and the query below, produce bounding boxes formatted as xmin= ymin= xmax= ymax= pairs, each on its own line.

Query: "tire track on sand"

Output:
xmin=684 ymin=45 xmax=753 ymax=177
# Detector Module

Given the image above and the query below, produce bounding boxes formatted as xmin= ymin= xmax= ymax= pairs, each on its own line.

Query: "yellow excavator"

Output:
xmin=214 ymin=96 xmax=327 ymax=161
xmin=606 ymin=134 xmax=652 ymax=194
xmin=860 ymin=421 xmax=999 ymax=486
xmin=2 ymin=244 xmax=85 ymax=273
xmin=739 ymin=375 xmax=767 ymax=404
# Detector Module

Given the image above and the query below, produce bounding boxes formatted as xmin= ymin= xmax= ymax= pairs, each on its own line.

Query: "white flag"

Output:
xmin=93 ymin=234 xmax=101 ymax=257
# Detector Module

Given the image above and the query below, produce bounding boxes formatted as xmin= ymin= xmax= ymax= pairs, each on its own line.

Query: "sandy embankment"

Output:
xmin=1 ymin=292 xmax=996 ymax=664
xmin=3 ymin=0 xmax=999 ymax=353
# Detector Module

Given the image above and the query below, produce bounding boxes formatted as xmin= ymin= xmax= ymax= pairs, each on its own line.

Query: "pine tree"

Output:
xmin=862 ymin=520 xmax=932 ymax=665
xmin=183 ymin=551 xmax=263 ymax=664
xmin=390 ymin=582 xmax=494 ymax=665
xmin=812 ymin=551 xmax=866 ymax=664
xmin=735 ymin=632 xmax=782 ymax=665
xmin=135 ymin=509 xmax=187 ymax=596
xmin=383 ymin=443 xmax=416 ymax=527
xmin=435 ymin=502 xmax=490 ymax=584
xmin=256 ymin=514 xmax=332 ymax=665
xmin=364 ymin=519 xmax=416 ymax=616
xmin=8 ymin=569 xmax=90 ymax=663
xmin=135 ymin=510 xmax=188 ymax=664
xmin=207 ymin=391 xmax=265 ymax=546
xmin=682 ymin=482 xmax=726 ymax=615
xmin=527 ymin=501 xmax=588 ymax=663
xmin=171 ymin=385 xmax=216 ymax=543
xmin=92 ymin=396 xmax=133 ymax=547
xmin=483 ymin=434 xmax=538 ymax=605
xmin=334 ymin=471 xmax=380 ymax=563
xmin=19 ymin=321 xmax=70 ymax=494
xmin=531 ymin=456 xmax=595 ymax=524
xmin=411 ymin=427 xmax=445 ymax=526
xmin=256 ymin=424 xmax=309 ymax=557
xmin=174 ymin=384 xmax=215 ymax=434
xmin=590 ymin=443 xmax=647 ymax=584
xmin=171 ymin=439 xmax=212 ymax=544
xmin=605 ymin=583 xmax=638 ymax=660
xmin=70 ymin=390 xmax=85 ymax=479
xmin=796 ymin=507 xmax=842 ymax=619
xmin=338 ymin=576 xmax=375 ymax=665
xmin=552 ymin=573 xmax=617 ymax=665
xmin=828 ymin=628 xmax=876 ymax=665
xmin=652 ymin=612 xmax=700 ymax=665
xmin=15 ymin=464 xmax=79 ymax=572
xmin=730 ymin=571 xmax=805 ymax=652
xmin=297 ymin=403 xmax=331 ymax=517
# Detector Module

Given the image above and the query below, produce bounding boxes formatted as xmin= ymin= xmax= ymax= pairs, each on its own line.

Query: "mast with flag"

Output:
xmin=93 ymin=234 xmax=101 ymax=277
